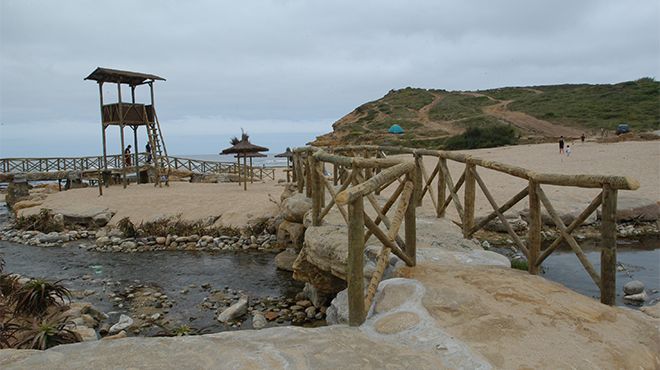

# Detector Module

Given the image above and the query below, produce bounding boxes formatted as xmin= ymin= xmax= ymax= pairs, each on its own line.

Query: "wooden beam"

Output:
xmin=527 ymin=180 xmax=541 ymax=272
xmin=537 ymin=186 xmax=601 ymax=289
xmin=472 ymin=168 xmax=528 ymax=256
xmin=470 ymin=186 xmax=529 ymax=236
xmin=600 ymin=185 xmax=618 ymax=305
xmin=536 ymin=191 xmax=603 ymax=266
xmin=336 ymin=162 xmax=414 ymax=205
xmin=463 ymin=161 xmax=476 ymax=237
xmin=348 ymin=196 xmax=365 ymax=326
xmin=405 ymin=174 xmax=417 ymax=266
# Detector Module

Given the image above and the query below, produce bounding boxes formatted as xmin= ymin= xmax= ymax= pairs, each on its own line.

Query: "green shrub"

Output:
xmin=117 ymin=217 xmax=138 ymax=238
xmin=510 ymin=259 xmax=529 ymax=271
xmin=10 ymin=279 xmax=70 ymax=317
xmin=15 ymin=312 xmax=81 ymax=349
xmin=444 ymin=124 xmax=519 ymax=150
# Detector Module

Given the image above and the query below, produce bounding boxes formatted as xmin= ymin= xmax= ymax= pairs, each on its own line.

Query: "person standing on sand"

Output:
xmin=559 ymin=136 xmax=565 ymax=154
xmin=565 ymin=145 xmax=571 ymax=157
xmin=581 ymin=133 xmax=585 ymax=143
xmin=125 ymin=145 xmax=132 ymax=166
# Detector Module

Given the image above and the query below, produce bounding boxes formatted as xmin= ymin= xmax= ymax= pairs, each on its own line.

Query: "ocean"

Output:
xmin=180 ymin=154 xmax=289 ymax=168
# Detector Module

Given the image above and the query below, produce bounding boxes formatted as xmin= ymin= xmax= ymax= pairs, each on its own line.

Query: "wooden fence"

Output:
xmin=0 ymin=153 xmax=276 ymax=181
xmin=293 ymin=145 xmax=639 ymax=325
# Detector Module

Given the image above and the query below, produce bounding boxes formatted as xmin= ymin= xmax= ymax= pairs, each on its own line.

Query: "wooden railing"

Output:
xmin=0 ymin=154 xmax=276 ymax=180
xmin=293 ymin=146 xmax=418 ymax=326
xmin=293 ymin=145 xmax=639 ymax=324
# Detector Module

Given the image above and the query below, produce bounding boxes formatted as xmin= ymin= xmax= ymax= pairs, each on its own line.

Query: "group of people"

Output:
xmin=124 ymin=143 xmax=153 ymax=166
xmin=558 ymin=133 xmax=586 ymax=158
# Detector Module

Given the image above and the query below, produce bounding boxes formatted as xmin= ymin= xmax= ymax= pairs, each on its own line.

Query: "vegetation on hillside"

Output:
xmin=315 ymin=78 xmax=659 ymax=149
xmin=484 ymin=77 xmax=660 ymax=131
xmin=444 ymin=125 xmax=519 ymax=150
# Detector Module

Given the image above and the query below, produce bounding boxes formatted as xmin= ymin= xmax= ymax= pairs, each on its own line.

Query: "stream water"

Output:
xmin=541 ymin=237 xmax=660 ymax=307
xmin=0 ymin=241 xmax=303 ymax=333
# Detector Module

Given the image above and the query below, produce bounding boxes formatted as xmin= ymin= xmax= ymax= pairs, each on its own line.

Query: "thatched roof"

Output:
xmin=85 ymin=67 xmax=165 ymax=85
xmin=234 ymin=152 xmax=267 ymax=158
xmin=274 ymin=147 xmax=293 ymax=158
xmin=221 ymin=131 xmax=269 ymax=154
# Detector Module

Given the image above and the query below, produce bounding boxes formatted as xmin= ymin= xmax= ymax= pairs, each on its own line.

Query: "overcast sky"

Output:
xmin=1 ymin=0 xmax=658 ymax=157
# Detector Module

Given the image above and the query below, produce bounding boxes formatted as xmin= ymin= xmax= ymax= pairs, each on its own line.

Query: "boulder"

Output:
xmin=73 ymin=325 xmax=99 ymax=342
xmin=109 ymin=314 xmax=133 ymax=334
xmin=623 ymin=280 xmax=645 ymax=295
xmin=96 ymin=236 xmax=111 ymax=247
xmin=292 ymin=246 xmax=346 ymax=295
xmin=6 ymin=178 xmax=30 ymax=209
xmin=325 ymin=289 xmax=348 ymax=325
xmin=190 ymin=173 xmax=230 ymax=183
xmin=481 ymin=215 xmax=528 ymax=233
xmin=12 ymin=200 xmax=43 ymax=212
xmin=281 ymin=194 xmax=312 ymax=223
xmin=60 ymin=208 xmax=114 ymax=228
xmin=37 ymin=232 xmax=63 ymax=244
xmin=252 ymin=312 xmax=267 ymax=329
xmin=279 ymin=183 xmax=297 ymax=202
xmin=302 ymin=282 xmax=331 ymax=308
xmin=623 ymin=291 xmax=648 ymax=303
xmin=601 ymin=198 xmax=659 ymax=222
xmin=93 ymin=212 xmax=113 ymax=227
xmin=276 ymin=220 xmax=305 ymax=250
xmin=274 ymin=248 xmax=298 ymax=272
xmin=217 ymin=296 xmax=248 ymax=323
xmin=301 ymin=225 xmax=348 ymax=279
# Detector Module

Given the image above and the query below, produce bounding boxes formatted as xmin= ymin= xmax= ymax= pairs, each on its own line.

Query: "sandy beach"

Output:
xmin=415 ymin=140 xmax=659 ymax=222
xmin=16 ymin=140 xmax=659 ymax=227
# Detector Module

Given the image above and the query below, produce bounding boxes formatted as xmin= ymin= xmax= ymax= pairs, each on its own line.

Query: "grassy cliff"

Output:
xmin=314 ymin=78 xmax=659 ymax=149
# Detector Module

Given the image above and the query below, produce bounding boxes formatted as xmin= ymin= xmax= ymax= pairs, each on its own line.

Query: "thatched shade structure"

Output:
xmin=275 ymin=147 xmax=294 ymax=182
xmin=220 ymin=132 xmax=268 ymax=190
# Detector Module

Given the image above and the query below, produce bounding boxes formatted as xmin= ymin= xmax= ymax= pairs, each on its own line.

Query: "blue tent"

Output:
xmin=388 ymin=124 xmax=404 ymax=134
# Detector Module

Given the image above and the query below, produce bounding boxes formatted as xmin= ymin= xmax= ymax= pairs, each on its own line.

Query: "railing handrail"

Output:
xmin=297 ymin=145 xmax=639 ymax=190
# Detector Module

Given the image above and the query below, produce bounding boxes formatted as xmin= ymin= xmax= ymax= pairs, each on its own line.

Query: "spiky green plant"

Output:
xmin=117 ymin=217 xmax=137 ymax=238
xmin=155 ymin=323 xmax=210 ymax=337
xmin=10 ymin=279 xmax=70 ymax=316
xmin=0 ymin=274 xmax=21 ymax=299
xmin=0 ymin=320 xmax=20 ymax=349
xmin=15 ymin=312 xmax=81 ymax=350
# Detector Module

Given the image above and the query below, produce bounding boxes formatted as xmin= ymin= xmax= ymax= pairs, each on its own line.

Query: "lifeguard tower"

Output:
xmin=85 ymin=67 xmax=170 ymax=187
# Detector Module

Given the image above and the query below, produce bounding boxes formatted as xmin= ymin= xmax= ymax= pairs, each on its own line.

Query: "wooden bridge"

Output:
xmin=0 ymin=153 xmax=276 ymax=181
xmin=291 ymin=145 xmax=639 ymax=326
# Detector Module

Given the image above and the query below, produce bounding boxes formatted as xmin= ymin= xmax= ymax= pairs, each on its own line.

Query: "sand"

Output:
xmin=21 ymin=181 xmax=285 ymax=228
xmin=412 ymin=140 xmax=660 ymax=222
xmin=19 ymin=140 xmax=659 ymax=228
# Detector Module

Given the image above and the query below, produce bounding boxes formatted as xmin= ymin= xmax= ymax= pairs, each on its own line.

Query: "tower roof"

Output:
xmin=85 ymin=67 xmax=165 ymax=85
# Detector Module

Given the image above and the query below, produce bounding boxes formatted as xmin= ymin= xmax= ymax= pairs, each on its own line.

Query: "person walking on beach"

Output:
xmin=581 ymin=133 xmax=585 ymax=143
xmin=565 ymin=145 xmax=571 ymax=157
xmin=145 ymin=142 xmax=152 ymax=163
xmin=124 ymin=145 xmax=132 ymax=166
xmin=559 ymin=136 xmax=565 ymax=154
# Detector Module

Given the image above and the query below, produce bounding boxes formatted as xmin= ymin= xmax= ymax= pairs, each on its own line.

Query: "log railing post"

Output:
xmin=600 ymin=184 xmax=618 ymax=305
xmin=311 ymin=156 xmax=321 ymax=226
xmin=305 ymin=154 xmax=313 ymax=198
xmin=413 ymin=154 xmax=423 ymax=207
xmin=436 ymin=158 xmax=445 ymax=218
xmin=463 ymin=160 xmax=476 ymax=237
xmin=347 ymin=195 xmax=365 ymax=326
xmin=527 ymin=180 xmax=541 ymax=274
xmin=405 ymin=173 xmax=417 ymax=266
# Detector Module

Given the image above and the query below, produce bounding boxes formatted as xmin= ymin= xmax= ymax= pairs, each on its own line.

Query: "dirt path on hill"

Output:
xmin=484 ymin=100 xmax=584 ymax=137
xmin=462 ymin=91 xmax=584 ymax=137
xmin=416 ymin=93 xmax=462 ymax=135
